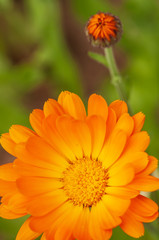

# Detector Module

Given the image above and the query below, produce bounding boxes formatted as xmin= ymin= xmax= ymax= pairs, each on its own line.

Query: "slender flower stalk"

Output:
xmin=104 ymin=47 xmax=132 ymax=114
xmin=104 ymin=47 xmax=124 ymax=99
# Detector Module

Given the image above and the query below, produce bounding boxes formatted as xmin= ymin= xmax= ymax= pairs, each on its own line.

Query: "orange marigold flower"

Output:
xmin=0 ymin=91 xmax=159 ymax=240
xmin=85 ymin=12 xmax=122 ymax=47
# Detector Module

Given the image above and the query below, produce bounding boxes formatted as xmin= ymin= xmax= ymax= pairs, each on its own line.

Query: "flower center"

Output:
xmin=63 ymin=157 xmax=108 ymax=207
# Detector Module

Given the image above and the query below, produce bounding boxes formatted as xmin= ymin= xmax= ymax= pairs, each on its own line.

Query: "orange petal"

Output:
xmin=120 ymin=209 xmax=144 ymax=238
xmin=132 ymin=112 xmax=145 ymax=133
xmin=30 ymin=208 xmax=64 ymax=233
xmin=30 ymin=202 xmax=75 ymax=233
xmin=54 ymin=205 xmax=82 ymax=240
xmin=71 ymin=120 xmax=92 ymax=157
xmin=99 ymin=129 xmax=127 ymax=169
xmin=105 ymin=107 xmax=116 ymax=138
xmin=26 ymin=136 xmax=68 ymax=168
xmin=90 ymin=201 xmax=121 ymax=230
xmin=42 ymin=115 xmax=76 ymax=161
xmin=130 ymin=195 xmax=158 ymax=217
xmin=130 ymin=152 xmax=149 ymax=173
xmin=29 ymin=109 xmax=45 ymax=136
xmin=0 ymin=204 xmax=26 ymax=219
xmin=14 ymin=159 xmax=64 ymax=179
xmin=58 ymin=91 xmax=86 ymax=120
xmin=17 ymin=177 xmax=63 ymax=196
xmin=0 ymin=163 xmax=18 ymax=181
xmin=0 ymin=133 xmax=16 ymax=156
xmin=112 ymin=152 xmax=149 ymax=174
xmin=86 ymin=115 xmax=106 ymax=159
xmin=16 ymin=217 xmax=41 ymax=240
xmin=139 ymin=155 xmax=158 ymax=175
xmin=108 ymin=164 xmax=134 ymax=186
xmin=106 ymin=186 xmax=139 ymax=199
xmin=43 ymin=98 xmax=64 ymax=117
xmin=130 ymin=210 xmax=158 ymax=223
xmin=88 ymin=94 xmax=108 ymax=121
xmin=124 ymin=131 xmax=150 ymax=153
xmin=115 ymin=113 xmax=134 ymax=136
xmin=128 ymin=175 xmax=159 ymax=191
xmin=9 ymin=125 xmax=35 ymax=144
xmin=26 ymin=190 xmax=68 ymax=216
xmin=89 ymin=206 xmax=113 ymax=240
xmin=73 ymin=208 xmax=91 ymax=240
xmin=44 ymin=209 xmax=75 ymax=240
xmin=90 ymin=229 xmax=112 ymax=240
xmin=1 ymin=193 xmax=27 ymax=215
xmin=0 ymin=179 xmax=17 ymax=195
xmin=109 ymin=100 xmax=128 ymax=120
xmin=55 ymin=116 xmax=83 ymax=159
xmin=15 ymin=142 xmax=66 ymax=172
xmin=102 ymin=195 xmax=130 ymax=216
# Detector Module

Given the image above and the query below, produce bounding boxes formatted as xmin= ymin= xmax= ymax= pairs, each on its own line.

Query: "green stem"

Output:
xmin=104 ymin=47 xmax=125 ymax=100
xmin=104 ymin=47 xmax=132 ymax=113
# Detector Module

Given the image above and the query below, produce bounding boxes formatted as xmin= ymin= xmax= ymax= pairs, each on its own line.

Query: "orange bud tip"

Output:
xmin=85 ymin=12 xmax=122 ymax=48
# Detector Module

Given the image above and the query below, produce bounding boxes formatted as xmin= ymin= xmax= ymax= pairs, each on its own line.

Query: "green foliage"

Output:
xmin=88 ymin=51 xmax=108 ymax=67
xmin=0 ymin=216 xmax=28 ymax=240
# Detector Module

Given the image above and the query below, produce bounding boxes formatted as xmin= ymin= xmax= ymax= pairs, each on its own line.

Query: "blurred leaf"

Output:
xmin=0 ymin=0 xmax=10 ymax=8
xmin=88 ymin=51 xmax=108 ymax=67
xmin=26 ymin=0 xmax=82 ymax=95
xmin=0 ymin=64 xmax=43 ymax=93
xmin=71 ymin=0 xmax=111 ymax=21
xmin=0 ymin=100 xmax=30 ymax=133
xmin=0 ymin=216 xmax=28 ymax=240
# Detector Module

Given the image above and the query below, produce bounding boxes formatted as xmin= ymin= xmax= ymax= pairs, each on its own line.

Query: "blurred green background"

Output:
xmin=0 ymin=0 xmax=159 ymax=239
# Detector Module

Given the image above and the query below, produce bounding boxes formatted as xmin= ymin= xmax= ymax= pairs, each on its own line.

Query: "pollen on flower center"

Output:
xmin=62 ymin=157 xmax=108 ymax=207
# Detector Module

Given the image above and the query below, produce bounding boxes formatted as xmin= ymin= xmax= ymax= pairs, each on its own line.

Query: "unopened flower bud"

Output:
xmin=85 ymin=12 xmax=122 ymax=48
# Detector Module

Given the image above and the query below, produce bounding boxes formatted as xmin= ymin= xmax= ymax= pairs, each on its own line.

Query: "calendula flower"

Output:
xmin=85 ymin=12 xmax=122 ymax=47
xmin=0 ymin=91 xmax=159 ymax=240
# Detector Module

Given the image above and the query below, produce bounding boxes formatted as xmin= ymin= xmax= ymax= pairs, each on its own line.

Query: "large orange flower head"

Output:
xmin=85 ymin=12 xmax=122 ymax=47
xmin=0 ymin=91 xmax=159 ymax=240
